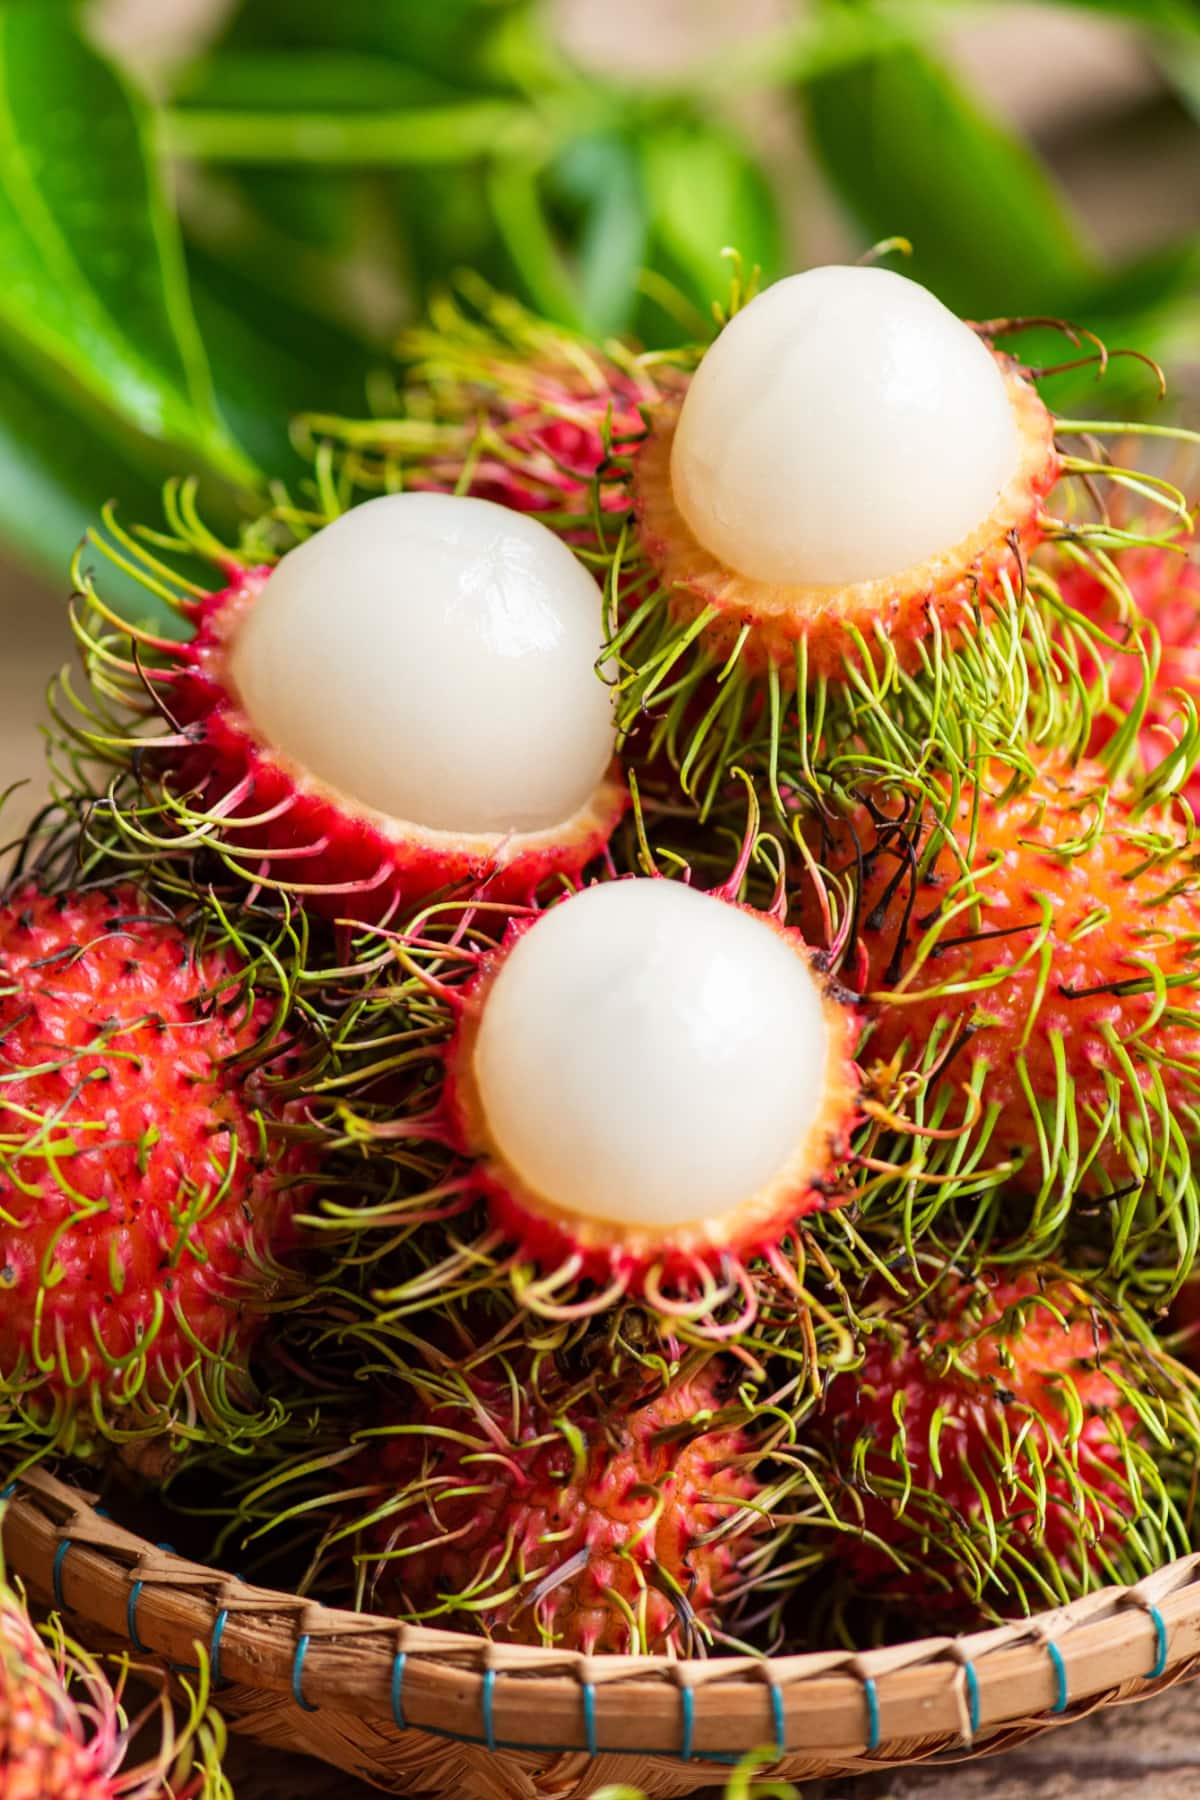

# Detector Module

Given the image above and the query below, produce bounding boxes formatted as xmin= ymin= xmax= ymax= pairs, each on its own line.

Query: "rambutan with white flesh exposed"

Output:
xmin=800 ymin=749 xmax=1200 ymax=1294
xmin=0 ymin=880 xmax=316 ymax=1457
xmin=0 ymin=1548 xmax=228 ymax=1798
xmin=302 ymin=263 xmax=1189 ymax=815
xmin=808 ymin=1266 xmax=1200 ymax=1624
xmin=317 ymin=868 xmax=862 ymax=1329
xmin=61 ymin=489 xmax=626 ymax=925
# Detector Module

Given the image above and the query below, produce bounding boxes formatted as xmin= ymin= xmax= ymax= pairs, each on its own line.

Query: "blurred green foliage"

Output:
xmin=0 ymin=0 xmax=1197 ymax=587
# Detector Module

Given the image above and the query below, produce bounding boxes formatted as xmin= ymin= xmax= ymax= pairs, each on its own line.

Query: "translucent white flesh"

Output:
xmin=670 ymin=265 xmax=1021 ymax=588
xmin=230 ymin=493 xmax=615 ymax=836
xmin=473 ymin=879 xmax=831 ymax=1230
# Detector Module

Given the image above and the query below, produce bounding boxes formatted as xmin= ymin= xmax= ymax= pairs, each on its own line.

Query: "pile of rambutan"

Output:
xmin=7 ymin=250 xmax=1200 ymax=1792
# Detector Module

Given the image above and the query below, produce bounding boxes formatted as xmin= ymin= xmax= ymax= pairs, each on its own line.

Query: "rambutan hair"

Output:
xmin=54 ymin=482 xmax=627 ymax=929
xmin=0 ymin=875 xmax=321 ymax=1458
xmin=799 ymin=750 xmax=1200 ymax=1297
xmin=290 ymin=269 xmax=1194 ymax=820
xmin=0 ymin=1543 xmax=229 ymax=1798
xmin=806 ymin=1264 xmax=1200 ymax=1625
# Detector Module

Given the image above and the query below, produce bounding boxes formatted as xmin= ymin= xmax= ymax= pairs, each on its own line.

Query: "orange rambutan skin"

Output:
xmin=360 ymin=1364 xmax=765 ymax=1654
xmin=811 ymin=756 xmax=1200 ymax=1174
xmin=819 ymin=1274 xmax=1135 ymax=1592
xmin=632 ymin=356 xmax=1059 ymax=679
xmin=1058 ymin=537 xmax=1200 ymax=804
xmin=0 ymin=885 xmax=308 ymax=1425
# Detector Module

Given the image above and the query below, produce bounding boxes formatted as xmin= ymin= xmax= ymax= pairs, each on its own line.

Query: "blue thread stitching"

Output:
xmin=769 ymin=1681 xmax=786 ymax=1756
xmin=582 ymin=1681 xmax=597 ymax=1756
xmin=863 ymin=1675 xmax=881 ymax=1752
xmin=1046 ymin=1640 xmax=1069 ymax=1713
xmin=1145 ymin=1604 xmax=1168 ymax=1681
xmin=127 ymin=1580 xmax=150 ymax=1654
xmin=962 ymin=1659 xmax=980 ymax=1738
xmin=52 ymin=1539 xmax=72 ymax=1611
xmin=0 ymin=1483 xmax=15 ymax=1501
xmin=391 ymin=1652 xmax=407 ymax=1730
xmin=481 ymin=1669 xmax=497 ymax=1753
xmin=292 ymin=1635 xmax=318 ymax=1713
xmin=679 ymin=1686 xmax=694 ymax=1761
xmin=210 ymin=1609 xmax=230 ymax=1688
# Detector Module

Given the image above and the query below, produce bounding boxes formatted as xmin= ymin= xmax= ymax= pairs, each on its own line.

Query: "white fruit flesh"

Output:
xmin=670 ymin=265 xmax=1021 ymax=588
xmin=473 ymin=879 xmax=830 ymax=1229
xmin=230 ymin=492 xmax=615 ymax=836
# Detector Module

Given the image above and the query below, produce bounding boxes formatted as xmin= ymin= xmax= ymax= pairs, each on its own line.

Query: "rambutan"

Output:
xmin=0 ymin=882 xmax=313 ymax=1455
xmin=810 ymin=1267 xmax=1200 ymax=1620
xmin=805 ymin=751 xmax=1200 ymax=1286
xmin=1056 ymin=529 xmax=1200 ymax=801
xmin=306 ymin=274 xmax=669 ymax=521
xmin=0 ymin=1554 xmax=227 ymax=1797
xmin=324 ymin=873 xmax=862 ymax=1325
xmin=61 ymin=488 xmax=626 ymax=925
xmin=257 ymin=1349 xmax=774 ymax=1655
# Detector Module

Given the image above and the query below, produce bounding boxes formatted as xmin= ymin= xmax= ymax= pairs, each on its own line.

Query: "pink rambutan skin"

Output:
xmin=356 ymin=1361 xmax=764 ymax=1654
xmin=442 ymin=901 xmax=863 ymax=1289
xmin=152 ymin=570 xmax=627 ymax=926
xmin=0 ymin=884 xmax=310 ymax=1424
xmin=1058 ymin=537 xmax=1200 ymax=806
xmin=0 ymin=1586 xmax=122 ymax=1800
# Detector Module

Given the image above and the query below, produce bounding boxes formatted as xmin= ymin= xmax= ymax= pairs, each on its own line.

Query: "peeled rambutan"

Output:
xmin=425 ymin=874 xmax=860 ymax=1318
xmin=0 ymin=1554 xmax=226 ymax=1798
xmin=313 ymin=1353 xmax=770 ymax=1654
xmin=65 ymin=489 xmax=626 ymax=925
xmin=805 ymin=751 xmax=1200 ymax=1284
xmin=0 ymin=882 xmax=312 ymax=1454
xmin=598 ymin=264 xmax=1192 ymax=811
xmin=811 ymin=1267 xmax=1200 ymax=1620
xmin=1056 ymin=529 xmax=1200 ymax=802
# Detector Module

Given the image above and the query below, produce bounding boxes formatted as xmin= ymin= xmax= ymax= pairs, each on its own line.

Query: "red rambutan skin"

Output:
xmin=0 ymin=1587 xmax=120 ymax=1800
xmin=819 ymin=1273 xmax=1135 ymax=1603
xmin=442 ymin=900 xmax=863 ymax=1292
xmin=356 ymin=1361 xmax=765 ymax=1654
xmin=0 ymin=885 xmax=309 ymax=1441
xmin=150 ymin=569 xmax=626 ymax=926
xmin=632 ymin=355 xmax=1060 ymax=678
xmin=1057 ymin=536 xmax=1200 ymax=805
xmin=808 ymin=755 xmax=1200 ymax=1182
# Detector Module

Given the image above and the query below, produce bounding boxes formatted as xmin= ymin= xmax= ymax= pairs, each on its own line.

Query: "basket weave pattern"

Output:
xmin=5 ymin=1465 xmax=1200 ymax=1799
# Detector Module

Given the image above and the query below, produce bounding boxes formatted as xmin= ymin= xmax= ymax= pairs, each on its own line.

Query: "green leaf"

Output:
xmin=164 ymin=99 xmax=545 ymax=165
xmin=804 ymin=32 xmax=1097 ymax=318
xmin=545 ymin=133 xmax=648 ymax=336
xmin=0 ymin=7 xmax=254 ymax=486
xmin=172 ymin=49 xmax=465 ymax=114
xmin=187 ymin=247 xmax=381 ymax=478
xmin=638 ymin=117 xmax=783 ymax=327
xmin=213 ymin=0 xmax=534 ymax=94
xmin=0 ymin=336 xmax=174 ymax=604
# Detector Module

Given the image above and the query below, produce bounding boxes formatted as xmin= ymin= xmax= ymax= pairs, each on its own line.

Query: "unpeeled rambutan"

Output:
xmin=285 ymin=1352 xmax=771 ymax=1655
xmin=805 ymin=751 xmax=1200 ymax=1285
xmin=811 ymin=1267 xmax=1200 ymax=1620
xmin=0 ymin=1553 xmax=227 ymax=1797
xmin=63 ymin=489 xmax=625 ymax=925
xmin=307 ymin=274 xmax=669 ymax=521
xmin=0 ymin=882 xmax=312 ymax=1454
xmin=1057 ymin=530 xmax=1200 ymax=803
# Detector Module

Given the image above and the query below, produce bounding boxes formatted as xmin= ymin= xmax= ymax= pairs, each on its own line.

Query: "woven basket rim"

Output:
xmin=4 ymin=1464 xmax=1200 ymax=1771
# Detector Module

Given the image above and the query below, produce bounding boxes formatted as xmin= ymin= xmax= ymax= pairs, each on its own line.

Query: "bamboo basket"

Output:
xmin=4 ymin=1465 xmax=1200 ymax=1799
